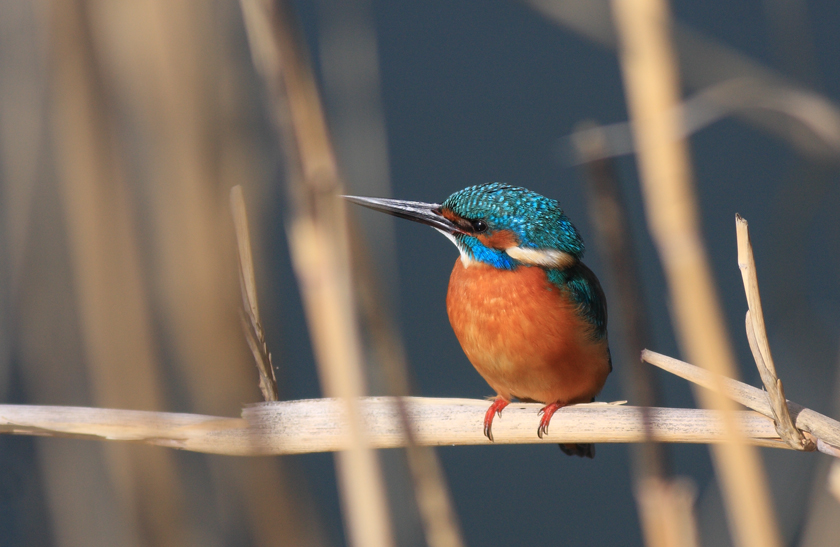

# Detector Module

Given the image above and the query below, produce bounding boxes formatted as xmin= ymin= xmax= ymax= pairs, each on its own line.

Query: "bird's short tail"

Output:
xmin=559 ymin=397 xmax=597 ymax=458
xmin=559 ymin=443 xmax=595 ymax=458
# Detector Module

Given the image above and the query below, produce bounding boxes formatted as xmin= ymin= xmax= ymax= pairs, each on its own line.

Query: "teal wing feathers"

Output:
xmin=547 ymin=263 xmax=608 ymax=342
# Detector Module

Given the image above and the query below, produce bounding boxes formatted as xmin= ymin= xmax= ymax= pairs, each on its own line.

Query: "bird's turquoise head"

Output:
xmin=344 ymin=183 xmax=585 ymax=270
xmin=439 ymin=183 xmax=584 ymax=269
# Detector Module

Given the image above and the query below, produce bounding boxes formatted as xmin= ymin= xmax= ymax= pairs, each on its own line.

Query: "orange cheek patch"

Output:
xmin=440 ymin=208 xmax=461 ymax=223
xmin=477 ymin=229 xmax=519 ymax=249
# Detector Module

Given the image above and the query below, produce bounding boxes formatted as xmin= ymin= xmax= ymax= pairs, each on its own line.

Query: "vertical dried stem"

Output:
xmin=349 ymin=231 xmax=465 ymax=547
xmin=318 ymin=1 xmax=465 ymax=541
xmin=87 ymin=2 xmax=323 ymax=545
xmin=48 ymin=1 xmax=189 ymax=545
xmin=575 ymin=123 xmax=696 ymax=547
xmin=231 ymin=185 xmax=279 ymax=402
xmin=238 ymin=1 xmax=394 ymax=546
xmin=829 ymin=461 xmax=840 ymax=503
xmin=574 ymin=122 xmax=664 ymax=463
xmin=736 ymin=215 xmax=812 ymax=450
xmin=636 ymin=478 xmax=701 ymax=547
xmin=611 ymin=1 xmax=782 ymax=547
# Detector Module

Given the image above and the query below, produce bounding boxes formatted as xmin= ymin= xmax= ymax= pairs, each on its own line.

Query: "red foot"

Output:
xmin=537 ymin=401 xmax=568 ymax=439
xmin=483 ymin=398 xmax=509 ymax=442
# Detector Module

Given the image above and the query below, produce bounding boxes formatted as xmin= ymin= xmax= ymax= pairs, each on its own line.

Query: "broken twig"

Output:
xmin=735 ymin=214 xmax=812 ymax=450
xmin=642 ymin=351 xmax=840 ymax=453
xmin=230 ymin=185 xmax=279 ymax=402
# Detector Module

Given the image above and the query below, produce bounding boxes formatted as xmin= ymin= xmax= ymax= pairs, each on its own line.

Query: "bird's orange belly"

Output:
xmin=446 ymin=259 xmax=610 ymax=404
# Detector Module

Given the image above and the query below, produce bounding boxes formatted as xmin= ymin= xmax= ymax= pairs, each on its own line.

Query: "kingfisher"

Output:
xmin=345 ymin=183 xmax=611 ymax=458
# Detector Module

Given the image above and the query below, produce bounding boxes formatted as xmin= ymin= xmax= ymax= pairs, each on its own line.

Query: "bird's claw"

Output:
xmin=536 ymin=401 xmax=566 ymax=439
xmin=483 ymin=398 xmax=509 ymax=442
xmin=483 ymin=423 xmax=494 ymax=442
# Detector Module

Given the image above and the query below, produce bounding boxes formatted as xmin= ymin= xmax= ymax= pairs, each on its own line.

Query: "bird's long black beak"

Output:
xmin=343 ymin=195 xmax=461 ymax=235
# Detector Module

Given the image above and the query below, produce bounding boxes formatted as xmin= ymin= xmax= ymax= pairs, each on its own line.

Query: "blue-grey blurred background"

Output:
xmin=0 ymin=1 xmax=838 ymax=546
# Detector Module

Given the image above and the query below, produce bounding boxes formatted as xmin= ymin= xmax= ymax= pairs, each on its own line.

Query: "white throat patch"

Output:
xmin=504 ymin=246 xmax=576 ymax=269
xmin=434 ymin=228 xmax=474 ymax=267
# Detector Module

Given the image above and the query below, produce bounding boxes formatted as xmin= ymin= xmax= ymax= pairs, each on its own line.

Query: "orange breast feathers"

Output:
xmin=445 ymin=259 xmax=610 ymax=405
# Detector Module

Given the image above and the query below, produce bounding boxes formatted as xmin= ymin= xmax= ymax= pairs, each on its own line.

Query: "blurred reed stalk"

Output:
xmin=302 ymin=2 xmax=464 ymax=541
xmin=238 ymin=1 xmax=469 ymax=544
xmin=48 ymin=1 xmax=189 ymax=545
xmin=610 ymin=1 xmax=783 ymax=546
xmin=35 ymin=1 xmax=323 ymax=545
xmin=574 ymin=123 xmax=698 ymax=547
xmin=237 ymin=0 xmax=395 ymax=545
xmin=529 ymin=0 xmax=840 ymax=160
xmin=634 ymin=478 xmax=700 ymax=547
xmin=348 ymin=226 xmax=466 ymax=547
xmin=830 ymin=460 xmax=840 ymax=502
xmin=315 ymin=2 xmax=464 ymax=542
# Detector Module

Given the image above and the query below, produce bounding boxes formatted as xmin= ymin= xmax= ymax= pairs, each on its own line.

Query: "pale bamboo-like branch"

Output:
xmin=0 ymin=405 xmax=251 ymax=454
xmin=231 ymin=185 xmax=279 ymax=402
xmin=735 ymin=215 xmax=812 ymax=450
xmin=0 ymin=399 xmax=788 ymax=455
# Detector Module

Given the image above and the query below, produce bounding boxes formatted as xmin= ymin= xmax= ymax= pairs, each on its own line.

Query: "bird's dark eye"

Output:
xmin=472 ymin=220 xmax=488 ymax=233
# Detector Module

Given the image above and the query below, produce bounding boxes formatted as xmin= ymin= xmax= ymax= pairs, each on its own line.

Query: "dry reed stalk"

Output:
xmin=0 ymin=4 xmax=42 ymax=296
xmin=231 ymin=186 xmax=279 ymax=402
xmin=238 ymin=1 xmax=394 ymax=546
xmin=529 ymin=0 xmax=840 ymax=159
xmin=576 ymin=123 xmax=694 ymax=547
xmin=735 ymin=216 xmax=813 ymax=450
xmin=349 ymin=232 xmax=465 ymax=547
xmin=238 ymin=0 xmax=460 ymax=538
xmin=0 ymin=399 xmax=791 ymax=454
xmin=610 ymin=1 xmax=782 ymax=547
xmin=88 ymin=3 xmax=323 ymax=545
xmin=642 ymin=351 xmax=840 ymax=450
xmin=90 ymin=0 xmax=258 ymax=417
xmin=315 ymin=3 xmax=463 ymax=542
xmin=829 ymin=462 xmax=840 ymax=503
xmin=566 ymin=78 xmax=840 ymax=165
xmin=635 ymin=478 xmax=700 ymax=547
xmin=7 ymin=348 xmax=840 ymax=455
xmin=49 ymin=2 xmax=189 ymax=545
